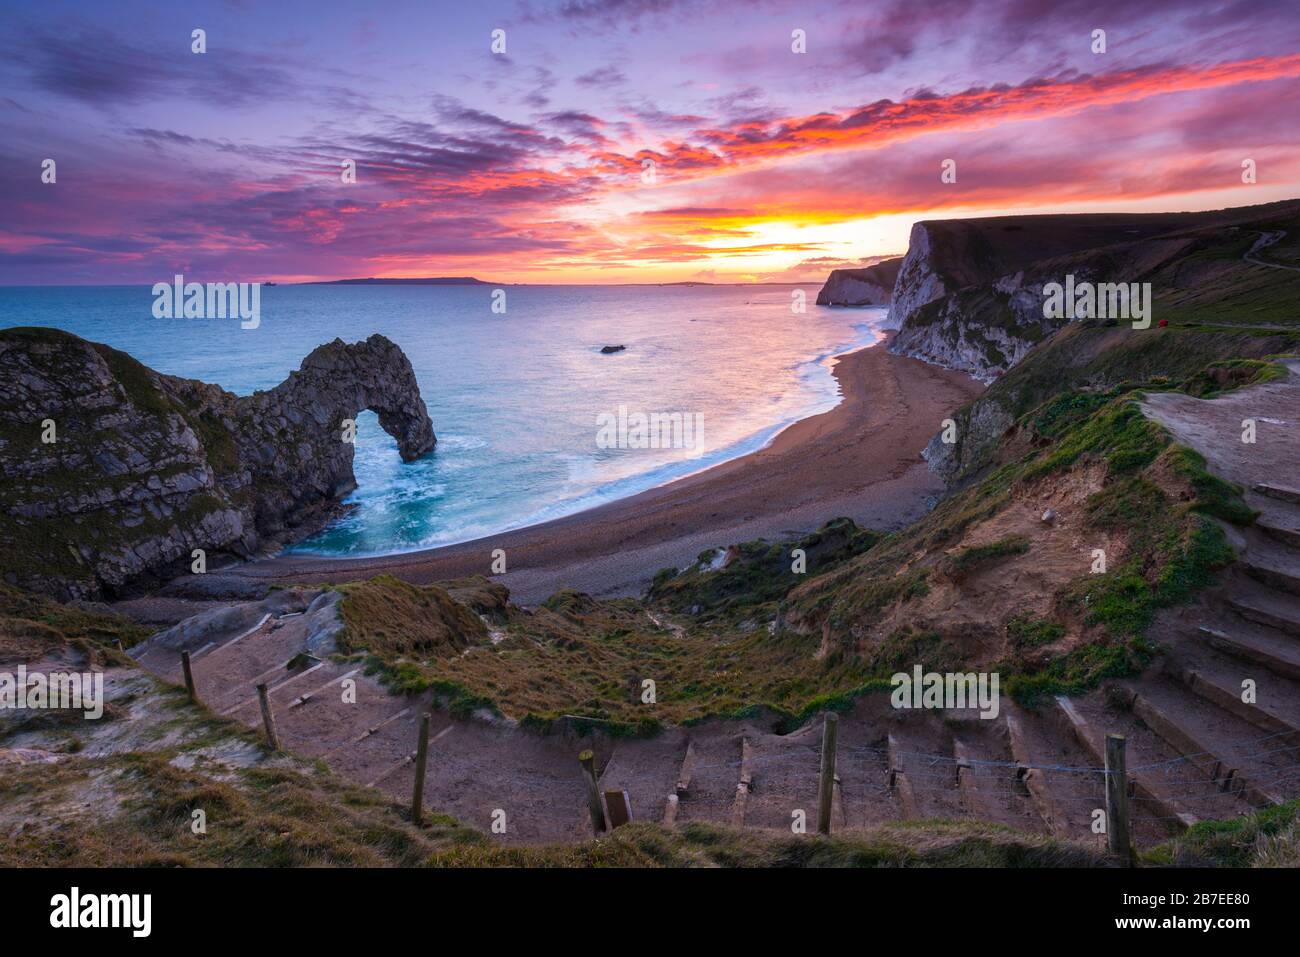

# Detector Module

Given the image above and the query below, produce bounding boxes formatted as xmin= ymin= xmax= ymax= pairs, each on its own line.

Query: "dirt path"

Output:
xmin=120 ymin=562 xmax=1300 ymax=847
xmin=1244 ymin=229 xmax=1299 ymax=271
xmin=1132 ymin=359 xmax=1300 ymax=824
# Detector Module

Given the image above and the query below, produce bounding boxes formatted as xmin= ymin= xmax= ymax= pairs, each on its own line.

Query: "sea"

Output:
xmin=0 ymin=283 xmax=890 ymax=555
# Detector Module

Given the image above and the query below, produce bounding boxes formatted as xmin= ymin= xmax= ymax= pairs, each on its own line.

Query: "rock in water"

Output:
xmin=0 ymin=328 xmax=436 ymax=600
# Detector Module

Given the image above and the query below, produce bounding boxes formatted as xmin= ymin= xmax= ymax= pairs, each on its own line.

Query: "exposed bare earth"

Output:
xmin=224 ymin=336 xmax=984 ymax=605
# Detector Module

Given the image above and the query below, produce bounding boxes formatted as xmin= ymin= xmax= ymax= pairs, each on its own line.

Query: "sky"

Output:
xmin=1 ymin=0 xmax=1298 ymax=285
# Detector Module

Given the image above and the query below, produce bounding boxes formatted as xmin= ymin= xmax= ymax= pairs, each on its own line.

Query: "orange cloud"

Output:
xmin=625 ymin=54 xmax=1300 ymax=178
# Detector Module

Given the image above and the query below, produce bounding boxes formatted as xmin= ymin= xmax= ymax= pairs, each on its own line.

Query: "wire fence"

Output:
xmin=590 ymin=720 xmax=1300 ymax=843
xmin=151 ymin=637 xmax=1300 ymax=845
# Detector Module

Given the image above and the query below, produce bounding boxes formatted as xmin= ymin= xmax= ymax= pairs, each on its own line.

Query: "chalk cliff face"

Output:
xmin=887 ymin=205 xmax=1300 ymax=384
xmin=814 ymin=257 xmax=902 ymax=306
xmin=887 ymin=217 xmax=1182 ymax=382
xmin=895 ymin=200 xmax=1300 ymax=483
xmin=0 ymin=329 xmax=435 ymax=600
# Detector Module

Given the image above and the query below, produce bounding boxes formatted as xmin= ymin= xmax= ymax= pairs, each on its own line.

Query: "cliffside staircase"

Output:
xmin=120 ymin=363 xmax=1300 ymax=846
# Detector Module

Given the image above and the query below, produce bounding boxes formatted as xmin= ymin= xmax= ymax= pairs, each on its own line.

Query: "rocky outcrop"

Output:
xmin=888 ymin=204 xmax=1300 ymax=383
xmin=887 ymin=217 xmax=1171 ymax=382
xmin=814 ymin=257 xmax=902 ymax=306
xmin=0 ymin=329 xmax=435 ymax=600
xmin=899 ymin=200 xmax=1300 ymax=483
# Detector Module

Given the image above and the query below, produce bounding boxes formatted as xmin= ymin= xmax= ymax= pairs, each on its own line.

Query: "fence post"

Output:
xmin=411 ymin=713 xmax=431 ymax=826
xmin=180 ymin=650 xmax=198 ymax=703
xmin=817 ymin=712 xmax=839 ymax=835
xmin=1105 ymin=733 xmax=1131 ymax=862
xmin=579 ymin=749 xmax=606 ymax=834
xmin=256 ymin=683 xmax=280 ymax=751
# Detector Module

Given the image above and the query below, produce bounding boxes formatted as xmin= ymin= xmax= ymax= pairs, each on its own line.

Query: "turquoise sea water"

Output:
xmin=0 ymin=284 xmax=888 ymax=555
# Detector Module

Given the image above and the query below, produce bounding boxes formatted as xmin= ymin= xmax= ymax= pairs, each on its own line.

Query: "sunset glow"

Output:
xmin=2 ymin=0 xmax=1298 ymax=284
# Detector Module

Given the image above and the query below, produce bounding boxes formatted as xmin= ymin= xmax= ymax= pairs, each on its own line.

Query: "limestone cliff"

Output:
xmin=0 ymin=328 xmax=435 ymax=600
xmin=889 ymin=204 xmax=1300 ymax=383
xmin=814 ymin=257 xmax=902 ymax=306
xmin=886 ymin=213 xmax=1215 ymax=382
xmin=899 ymin=200 xmax=1300 ymax=483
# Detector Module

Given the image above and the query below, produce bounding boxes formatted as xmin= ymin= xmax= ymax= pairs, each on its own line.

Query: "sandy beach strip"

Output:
xmin=229 ymin=335 xmax=985 ymax=604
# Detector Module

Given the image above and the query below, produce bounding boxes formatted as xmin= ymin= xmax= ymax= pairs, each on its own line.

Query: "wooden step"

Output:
xmin=886 ymin=722 xmax=962 ymax=820
xmin=1200 ymin=625 xmax=1300 ymax=681
xmin=731 ymin=724 xmax=825 ymax=832
xmin=1123 ymin=682 xmax=1288 ymax=808
xmin=1229 ymin=591 xmax=1300 ymax=638
xmin=1259 ymin=521 xmax=1300 ymax=549
xmin=594 ymin=729 xmax=691 ymax=832
xmin=827 ymin=697 xmax=904 ymax=829
xmin=1243 ymin=559 xmax=1300 ymax=596
xmin=1003 ymin=703 xmax=1104 ymax=840
xmin=1254 ymin=483 xmax=1300 ymax=505
xmin=730 ymin=737 xmax=753 ymax=827
xmin=1171 ymin=661 xmax=1300 ymax=737
xmin=670 ymin=734 xmax=746 ymax=827
xmin=1052 ymin=696 xmax=1196 ymax=830
xmin=885 ymin=733 xmax=919 ymax=819
xmin=950 ymin=735 xmax=1041 ymax=831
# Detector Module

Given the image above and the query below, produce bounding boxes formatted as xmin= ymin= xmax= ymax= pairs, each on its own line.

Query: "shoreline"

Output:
xmin=303 ymin=318 xmax=888 ymax=557
xmin=223 ymin=334 xmax=985 ymax=605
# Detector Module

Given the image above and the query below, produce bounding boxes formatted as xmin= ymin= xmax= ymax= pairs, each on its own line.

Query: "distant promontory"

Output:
xmin=814 ymin=257 xmax=903 ymax=306
xmin=311 ymin=277 xmax=491 ymax=285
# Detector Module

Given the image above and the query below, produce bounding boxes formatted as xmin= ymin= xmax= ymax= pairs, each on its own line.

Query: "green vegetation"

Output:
xmin=336 ymin=574 xmax=489 ymax=658
xmin=1143 ymin=799 xmax=1300 ymax=868
xmin=0 ymin=584 xmax=148 ymax=660
xmin=938 ymin=324 xmax=1299 ymax=483
xmin=781 ymin=352 xmax=1265 ymax=706
xmin=942 ymin=535 xmax=1030 ymax=577
xmin=648 ymin=518 xmax=879 ymax=621
xmin=1023 ymin=398 xmax=1163 ymax=479
xmin=1183 ymin=358 xmax=1287 ymax=398
xmin=91 ymin=343 xmax=173 ymax=421
xmin=338 ymin=573 xmax=893 ymax=734
xmin=864 ymin=627 xmax=961 ymax=675
xmin=1004 ymin=638 xmax=1154 ymax=705
xmin=0 ymin=752 xmax=480 ymax=867
xmin=1169 ymin=446 xmax=1259 ymax=524
xmin=1005 ymin=614 xmax=1066 ymax=650
xmin=1048 ymin=438 xmax=1241 ymax=643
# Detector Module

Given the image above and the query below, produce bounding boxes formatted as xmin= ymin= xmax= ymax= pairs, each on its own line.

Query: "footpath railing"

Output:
xmin=559 ymin=715 xmax=1300 ymax=856
xmin=219 ymin=661 xmax=1298 ymax=854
